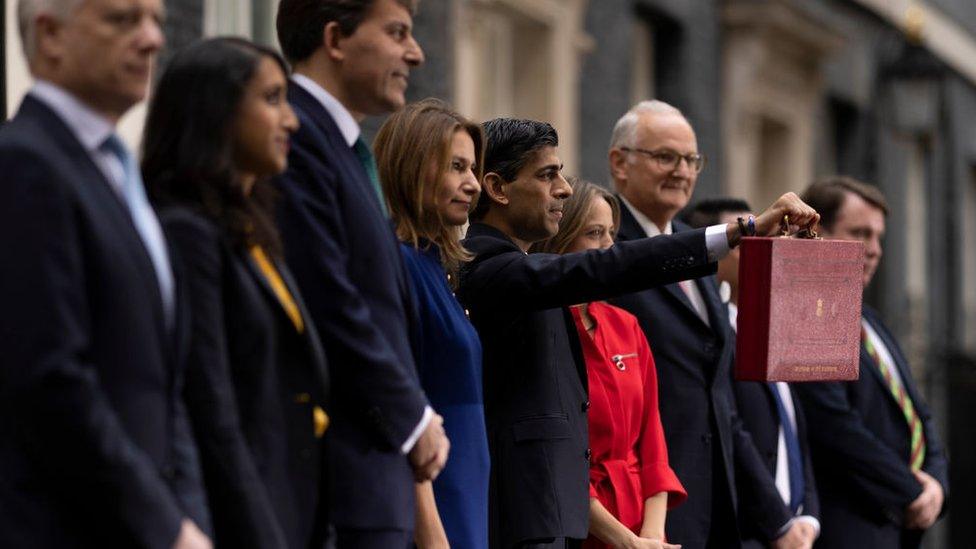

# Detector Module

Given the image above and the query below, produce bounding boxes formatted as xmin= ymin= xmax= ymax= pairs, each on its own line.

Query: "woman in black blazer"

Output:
xmin=143 ymin=37 xmax=330 ymax=549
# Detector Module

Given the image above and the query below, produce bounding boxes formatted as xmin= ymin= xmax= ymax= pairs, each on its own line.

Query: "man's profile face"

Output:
xmin=821 ymin=192 xmax=886 ymax=288
xmin=51 ymin=0 xmax=164 ymax=118
xmin=502 ymin=145 xmax=571 ymax=245
xmin=612 ymin=112 xmax=699 ymax=225
xmin=335 ymin=0 xmax=424 ymax=117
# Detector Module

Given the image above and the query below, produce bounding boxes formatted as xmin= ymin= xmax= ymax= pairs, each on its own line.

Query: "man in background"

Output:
xmin=684 ymin=198 xmax=821 ymax=548
xmin=796 ymin=177 xmax=948 ymax=548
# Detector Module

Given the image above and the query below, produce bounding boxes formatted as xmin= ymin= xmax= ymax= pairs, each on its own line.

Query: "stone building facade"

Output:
xmin=4 ymin=0 xmax=975 ymax=545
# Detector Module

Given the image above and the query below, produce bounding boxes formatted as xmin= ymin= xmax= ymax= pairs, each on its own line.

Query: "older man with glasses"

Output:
xmin=609 ymin=101 xmax=816 ymax=549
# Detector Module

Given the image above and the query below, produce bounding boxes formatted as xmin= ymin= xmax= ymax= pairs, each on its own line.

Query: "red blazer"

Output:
xmin=572 ymin=301 xmax=687 ymax=547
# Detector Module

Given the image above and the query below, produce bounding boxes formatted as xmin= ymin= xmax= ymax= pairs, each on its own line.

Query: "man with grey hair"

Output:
xmin=0 ymin=1 xmax=211 ymax=548
xmin=609 ymin=101 xmax=818 ymax=549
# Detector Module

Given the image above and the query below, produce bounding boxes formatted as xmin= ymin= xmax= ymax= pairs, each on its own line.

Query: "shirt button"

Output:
xmin=581 ymin=400 xmax=591 ymax=412
xmin=585 ymin=448 xmax=592 ymax=460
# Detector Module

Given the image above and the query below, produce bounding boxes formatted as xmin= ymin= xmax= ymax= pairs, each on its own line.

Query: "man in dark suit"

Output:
xmin=795 ymin=177 xmax=948 ymax=548
xmin=273 ymin=1 xmax=449 ymax=546
xmin=0 ymin=1 xmax=211 ymax=548
xmin=458 ymin=117 xmax=818 ymax=548
xmin=607 ymin=101 xmax=812 ymax=549
xmin=685 ymin=199 xmax=821 ymax=548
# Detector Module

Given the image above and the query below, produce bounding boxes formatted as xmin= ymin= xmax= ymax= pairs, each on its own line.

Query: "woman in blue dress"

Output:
xmin=374 ymin=98 xmax=488 ymax=548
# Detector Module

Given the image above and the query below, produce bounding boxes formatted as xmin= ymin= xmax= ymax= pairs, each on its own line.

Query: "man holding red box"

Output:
xmin=795 ymin=177 xmax=948 ymax=548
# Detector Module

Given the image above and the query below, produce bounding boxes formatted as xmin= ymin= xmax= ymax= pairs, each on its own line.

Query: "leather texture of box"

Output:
xmin=736 ymin=237 xmax=864 ymax=382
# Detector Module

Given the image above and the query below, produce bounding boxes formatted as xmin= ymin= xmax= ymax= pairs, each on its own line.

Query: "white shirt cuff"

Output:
xmin=400 ymin=405 xmax=434 ymax=455
xmin=796 ymin=515 xmax=821 ymax=538
xmin=705 ymin=224 xmax=731 ymax=262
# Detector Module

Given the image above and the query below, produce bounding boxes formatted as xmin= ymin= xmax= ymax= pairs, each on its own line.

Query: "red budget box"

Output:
xmin=735 ymin=237 xmax=863 ymax=382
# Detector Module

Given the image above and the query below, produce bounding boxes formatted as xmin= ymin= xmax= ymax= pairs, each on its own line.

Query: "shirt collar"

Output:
xmin=291 ymin=73 xmax=360 ymax=147
xmin=619 ymin=194 xmax=672 ymax=237
xmin=29 ymin=80 xmax=115 ymax=154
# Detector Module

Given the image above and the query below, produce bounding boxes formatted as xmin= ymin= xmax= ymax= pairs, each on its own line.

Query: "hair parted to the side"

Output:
xmin=681 ymin=197 xmax=753 ymax=229
xmin=374 ymin=98 xmax=484 ymax=277
xmin=800 ymin=175 xmax=889 ymax=231
xmin=142 ymin=37 xmax=290 ymax=257
xmin=530 ymin=178 xmax=620 ymax=255
xmin=470 ymin=118 xmax=559 ymax=221
xmin=17 ymin=0 xmax=83 ymax=66
xmin=276 ymin=0 xmax=418 ymax=64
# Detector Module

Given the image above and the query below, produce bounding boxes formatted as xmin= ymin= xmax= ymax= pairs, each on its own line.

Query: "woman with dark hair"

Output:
xmin=533 ymin=179 xmax=685 ymax=549
xmin=373 ymin=98 xmax=488 ymax=549
xmin=143 ymin=37 xmax=330 ymax=549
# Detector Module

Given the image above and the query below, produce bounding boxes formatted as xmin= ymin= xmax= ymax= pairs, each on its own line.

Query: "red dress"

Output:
xmin=571 ymin=301 xmax=687 ymax=548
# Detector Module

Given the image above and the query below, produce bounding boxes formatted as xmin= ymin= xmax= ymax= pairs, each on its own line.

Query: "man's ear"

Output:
xmin=35 ymin=14 xmax=66 ymax=65
xmin=608 ymin=148 xmax=628 ymax=189
xmin=482 ymin=172 xmax=510 ymax=207
xmin=322 ymin=21 xmax=346 ymax=63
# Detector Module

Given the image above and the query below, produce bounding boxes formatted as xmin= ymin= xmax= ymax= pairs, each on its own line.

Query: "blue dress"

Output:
xmin=400 ymin=241 xmax=489 ymax=549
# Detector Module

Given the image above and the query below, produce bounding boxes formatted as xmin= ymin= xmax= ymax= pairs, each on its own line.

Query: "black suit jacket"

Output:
xmin=274 ymin=82 xmax=428 ymax=530
xmin=0 ymin=95 xmax=207 ymax=548
xmin=732 ymin=379 xmax=819 ymax=547
xmin=458 ymin=222 xmax=715 ymax=548
xmin=160 ymin=208 xmax=331 ymax=549
xmin=795 ymin=306 xmax=948 ymax=549
xmin=610 ymin=211 xmax=791 ymax=549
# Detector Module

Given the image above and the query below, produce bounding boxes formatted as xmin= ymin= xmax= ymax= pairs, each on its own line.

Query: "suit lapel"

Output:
xmin=22 ymin=96 xmax=169 ymax=342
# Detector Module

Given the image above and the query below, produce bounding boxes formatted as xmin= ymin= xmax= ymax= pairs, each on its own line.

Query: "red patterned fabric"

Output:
xmin=572 ymin=301 xmax=687 ymax=548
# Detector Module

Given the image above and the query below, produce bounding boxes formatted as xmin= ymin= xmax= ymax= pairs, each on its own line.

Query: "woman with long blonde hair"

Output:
xmin=374 ymin=98 xmax=488 ymax=549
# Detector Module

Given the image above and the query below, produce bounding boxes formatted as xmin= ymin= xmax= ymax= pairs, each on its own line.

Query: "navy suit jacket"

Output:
xmin=732 ymin=380 xmax=819 ymax=547
xmin=274 ymin=81 xmax=428 ymax=530
xmin=160 ymin=208 xmax=331 ymax=549
xmin=0 ymin=95 xmax=207 ymax=548
xmin=795 ymin=305 xmax=948 ymax=549
xmin=458 ymin=222 xmax=715 ymax=548
xmin=610 ymin=211 xmax=791 ymax=548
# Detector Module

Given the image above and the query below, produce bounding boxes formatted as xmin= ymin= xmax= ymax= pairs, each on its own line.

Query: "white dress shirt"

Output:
xmin=861 ymin=318 xmax=908 ymax=390
xmin=290 ymin=73 xmax=433 ymax=455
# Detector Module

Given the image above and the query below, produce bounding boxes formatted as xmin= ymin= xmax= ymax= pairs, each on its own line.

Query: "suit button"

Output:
xmin=585 ymin=448 xmax=592 ymax=460
xmin=161 ymin=466 xmax=176 ymax=480
xmin=582 ymin=400 xmax=591 ymax=412
xmin=701 ymin=434 xmax=712 ymax=444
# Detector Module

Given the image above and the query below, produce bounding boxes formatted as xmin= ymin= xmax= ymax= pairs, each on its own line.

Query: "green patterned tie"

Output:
xmin=353 ymin=136 xmax=388 ymax=217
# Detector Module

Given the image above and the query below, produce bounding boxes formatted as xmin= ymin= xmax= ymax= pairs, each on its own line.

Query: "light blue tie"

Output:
xmin=101 ymin=134 xmax=175 ymax=330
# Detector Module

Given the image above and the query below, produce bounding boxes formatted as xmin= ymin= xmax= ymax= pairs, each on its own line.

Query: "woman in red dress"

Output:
xmin=533 ymin=179 xmax=686 ymax=549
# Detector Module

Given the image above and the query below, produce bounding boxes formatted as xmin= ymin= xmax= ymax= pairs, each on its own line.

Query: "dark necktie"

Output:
xmin=352 ymin=135 xmax=388 ymax=217
xmin=769 ymin=383 xmax=805 ymax=514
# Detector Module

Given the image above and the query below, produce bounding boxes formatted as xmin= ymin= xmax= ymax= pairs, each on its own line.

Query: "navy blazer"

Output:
xmin=160 ymin=208 xmax=331 ymax=549
xmin=795 ymin=305 xmax=948 ymax=549
xmin=458 ymin=222 xmax=715 ymax=548
xmin=732 ymin=379 xmax=819 ymax=547
xmin=0 ymin=95 xmax=207 ymax=548
xmin=274 ymin=82 xmax=428 ymax=530
xmin=610 ymin=211 xmax=791 ymax=548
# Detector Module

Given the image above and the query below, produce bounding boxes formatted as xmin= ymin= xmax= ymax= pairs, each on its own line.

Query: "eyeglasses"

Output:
xmin=619 ymin=147 xmax=706 ymax=173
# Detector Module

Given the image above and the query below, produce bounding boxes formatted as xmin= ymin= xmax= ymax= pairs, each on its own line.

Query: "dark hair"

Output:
xmin=277 ymin=0 xmax=418 ymax=63
xmin=470 ymin=117 xmax=559 ymax=221
xmin=681 ymin=197 xmax=753 ymax=229
xmin=800 ymin=175 xmax=889 ymax=231
xmin=143 ymin=37 xmax=288 ymax=256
